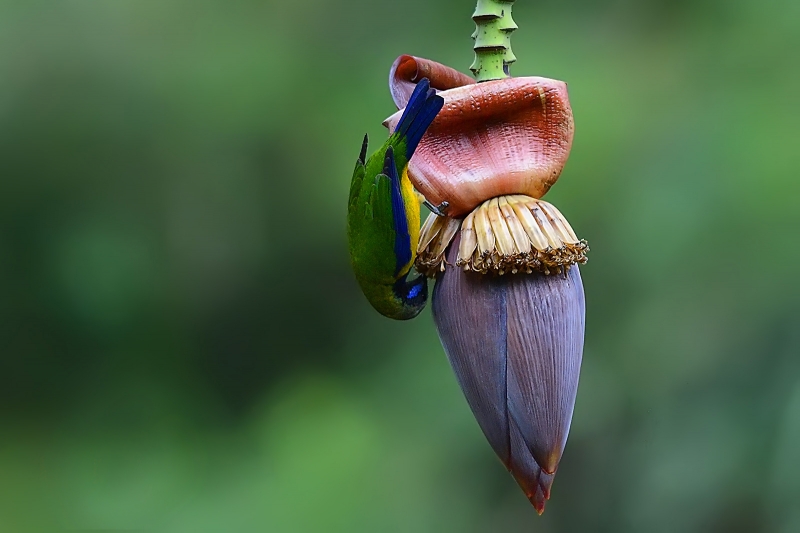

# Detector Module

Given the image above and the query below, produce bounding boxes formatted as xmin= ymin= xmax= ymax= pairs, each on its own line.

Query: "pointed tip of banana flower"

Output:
xmin=433 ymin=234 xmax=584 ymax=513
xmin=532 ymin=494 xmax=548 ymax=516
xmin=508 ymin=415 xmax=556 ymax=514
xmin=526 ymin=476 xmax=551 ymax=515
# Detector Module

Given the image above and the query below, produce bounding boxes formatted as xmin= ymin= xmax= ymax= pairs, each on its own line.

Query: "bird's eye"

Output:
xmin=406 ymin=282 xmax=423 ymax=300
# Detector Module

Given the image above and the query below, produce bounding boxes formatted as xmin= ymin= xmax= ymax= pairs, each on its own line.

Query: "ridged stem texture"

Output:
xmin=470 ymin=0 xmax=517 ymax=82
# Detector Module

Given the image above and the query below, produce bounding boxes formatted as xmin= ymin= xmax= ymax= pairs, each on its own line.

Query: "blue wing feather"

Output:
xmin=383 ymin=146 xmax=412 ymax=276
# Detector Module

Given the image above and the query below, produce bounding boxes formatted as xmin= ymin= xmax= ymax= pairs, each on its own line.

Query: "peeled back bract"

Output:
xmin=384 ymin=57 xmax=574 ymax=217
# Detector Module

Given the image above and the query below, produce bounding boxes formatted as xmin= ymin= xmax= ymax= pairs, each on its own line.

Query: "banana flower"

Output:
xmin=384 ymin=54 xmax=587 ymax=513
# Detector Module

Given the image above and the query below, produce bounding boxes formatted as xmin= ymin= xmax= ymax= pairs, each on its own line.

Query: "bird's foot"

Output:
xmin=424 ymin=200 xmax=449 ymax=217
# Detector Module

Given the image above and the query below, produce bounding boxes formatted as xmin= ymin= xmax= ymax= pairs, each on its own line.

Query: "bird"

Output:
xmin=347 ymin=78 xmax=445 ymax=320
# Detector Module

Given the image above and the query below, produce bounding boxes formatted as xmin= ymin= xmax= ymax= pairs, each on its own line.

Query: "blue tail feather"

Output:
xmin=394 ymin=78 xmax=444 ymax=160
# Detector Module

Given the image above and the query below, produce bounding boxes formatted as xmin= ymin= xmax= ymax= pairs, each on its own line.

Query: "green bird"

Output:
xmin=347 ymin=78 xmax=445 ymax=320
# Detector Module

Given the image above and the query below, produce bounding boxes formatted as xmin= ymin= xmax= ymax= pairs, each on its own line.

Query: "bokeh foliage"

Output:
xmin=1 ymin=0 xmax=799 ymax=531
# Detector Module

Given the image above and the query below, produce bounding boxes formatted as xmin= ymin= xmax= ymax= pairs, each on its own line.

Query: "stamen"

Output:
xmin=415 ymin=195 xmax=588 ymax=277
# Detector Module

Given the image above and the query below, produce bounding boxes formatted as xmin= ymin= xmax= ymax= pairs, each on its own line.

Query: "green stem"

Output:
xmin=470 ymin=0 xmax=517 ymax=82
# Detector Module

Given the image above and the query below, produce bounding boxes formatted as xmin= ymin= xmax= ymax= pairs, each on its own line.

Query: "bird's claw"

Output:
xmin=424 ymin=200 xmax=449 ymax=217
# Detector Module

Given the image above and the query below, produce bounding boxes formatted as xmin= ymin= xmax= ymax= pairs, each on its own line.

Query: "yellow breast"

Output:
xmin=398 ymin=168 xmax=420 ymax=277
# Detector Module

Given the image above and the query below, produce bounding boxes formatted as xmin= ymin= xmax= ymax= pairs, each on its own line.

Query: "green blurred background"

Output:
xmin=1 ymin=1 xmax=799 ymax=531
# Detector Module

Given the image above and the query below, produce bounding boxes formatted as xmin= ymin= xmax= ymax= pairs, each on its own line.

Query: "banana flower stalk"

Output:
xmin=384 ymin=49 xmax=587 ymax=513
